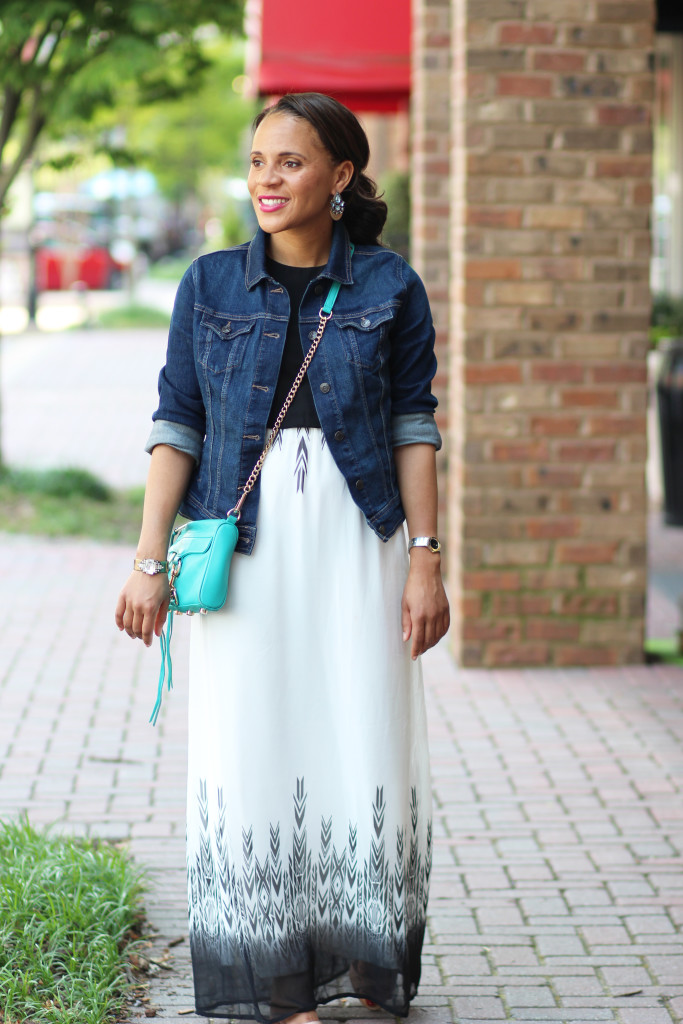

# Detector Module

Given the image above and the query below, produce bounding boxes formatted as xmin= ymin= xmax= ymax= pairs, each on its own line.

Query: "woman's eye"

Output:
xmin=284 ymin=160 xmax=300 ymax=168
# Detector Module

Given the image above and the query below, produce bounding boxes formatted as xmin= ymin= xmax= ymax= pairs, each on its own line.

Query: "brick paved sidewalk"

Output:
xmin=1 ymin=534 xmax=682 ymax=1024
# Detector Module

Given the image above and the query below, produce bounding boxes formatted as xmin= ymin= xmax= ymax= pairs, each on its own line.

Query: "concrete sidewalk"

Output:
xmin=0 ymin=532 xmax=682 ymax=1024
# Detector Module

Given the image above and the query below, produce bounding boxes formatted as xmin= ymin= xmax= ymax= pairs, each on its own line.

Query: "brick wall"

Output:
xmin=411 ymin=0 xmax=452 ymax=526
xmin=414 ymin=0 xmax=655 ymax=667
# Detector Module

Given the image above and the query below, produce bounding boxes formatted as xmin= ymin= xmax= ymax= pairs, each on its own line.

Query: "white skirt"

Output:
xmin=186 ymin=429 xmax=432 ymax=1021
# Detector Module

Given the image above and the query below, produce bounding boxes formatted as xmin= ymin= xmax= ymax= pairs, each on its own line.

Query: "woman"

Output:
xmin=116 ymin=92 xmax=449 ymax=1023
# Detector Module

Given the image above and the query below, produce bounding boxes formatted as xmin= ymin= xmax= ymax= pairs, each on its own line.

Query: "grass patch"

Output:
xmin=0 ymin=467 xmax=144 ymax=544
xmin=644 ymin=637 xmax=683 ymax=665
xmin=0 ymin=818 xmax=146 ymax=1024
xmin=146 ymin=256 xmax=189 ymax=282
xmin=95 ymin=305 xmax=169 ymax=330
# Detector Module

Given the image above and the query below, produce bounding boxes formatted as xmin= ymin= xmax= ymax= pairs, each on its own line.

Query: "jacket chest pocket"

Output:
xmin=199 ymin=313 xmax=257 ymax=372
xmin=336 ymin=308 xmax=395 ymax=371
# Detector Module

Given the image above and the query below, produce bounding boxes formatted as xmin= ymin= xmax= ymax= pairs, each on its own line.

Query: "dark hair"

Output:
xmin=252 ymin=92 xmax=388 ymax=246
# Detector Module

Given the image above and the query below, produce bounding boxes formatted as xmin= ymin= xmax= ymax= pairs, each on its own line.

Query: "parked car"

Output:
xmin=35 ymin=240 xmax=124 ymax=290
xmin=32 ymin=194 xmax=125 ymax=290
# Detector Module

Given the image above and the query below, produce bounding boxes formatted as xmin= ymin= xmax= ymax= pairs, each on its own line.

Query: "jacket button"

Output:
xmin=355 ymin=479 xmax=364 ymax=490
xmin=334 ymin=430 xmax=345 ymax=442
xmin=360 ymin=317 xmax=371 ymax=328
xmin=320 ymin=382 xmax=331 ymax=394
xmin=379 ymin=525 xmax=386 ymax=535
xmin=308 ymin=330 xmax=317 ymax=341
xmin=314 ymin=284 xmax=324 ymax=295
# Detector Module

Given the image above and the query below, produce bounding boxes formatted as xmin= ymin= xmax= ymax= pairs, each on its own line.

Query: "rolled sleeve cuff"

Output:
xmin=145 ymin=419 xmax=204 ymax=464
xmin=392 ymin=412 xmax=442 ymax=451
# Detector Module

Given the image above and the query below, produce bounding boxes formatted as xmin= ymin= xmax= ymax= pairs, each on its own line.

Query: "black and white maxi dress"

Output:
xmin=184 ymin=264 xmax=433 ymax=1022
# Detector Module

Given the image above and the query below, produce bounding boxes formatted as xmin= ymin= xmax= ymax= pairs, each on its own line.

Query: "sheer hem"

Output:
xmin=191 ymin=952 xmax=425 ymax=1021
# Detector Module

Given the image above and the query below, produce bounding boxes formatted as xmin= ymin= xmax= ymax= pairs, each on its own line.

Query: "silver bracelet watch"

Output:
xmin=134 ymin=558 xmax=169 ymax=575
xmin=408 ymin=536 xmax=441 ymax=553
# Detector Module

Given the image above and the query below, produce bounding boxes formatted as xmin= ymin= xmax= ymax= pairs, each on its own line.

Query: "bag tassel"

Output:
xmin=151 ymin=613 xmax=174 ymax=725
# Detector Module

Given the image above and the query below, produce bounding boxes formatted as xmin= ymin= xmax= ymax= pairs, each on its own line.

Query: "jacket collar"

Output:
xmin=245 ymin=221 xmax=354 ymax=290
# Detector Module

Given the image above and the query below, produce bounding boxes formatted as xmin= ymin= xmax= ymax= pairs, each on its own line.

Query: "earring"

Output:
xmin=330 ymin=192 xmax=345 ymax=221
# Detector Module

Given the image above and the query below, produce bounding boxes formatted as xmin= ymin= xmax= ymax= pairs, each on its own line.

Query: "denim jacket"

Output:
xmin=147 ymin=222 xmax=441 ymax=554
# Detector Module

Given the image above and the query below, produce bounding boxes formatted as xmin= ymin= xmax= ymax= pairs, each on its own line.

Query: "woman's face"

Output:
xmin=248 ymin=113 xmax=353 ymax=247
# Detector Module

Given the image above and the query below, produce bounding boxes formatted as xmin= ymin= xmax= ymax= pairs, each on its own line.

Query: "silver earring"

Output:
xmin=330 ymin=192 xmax=345 ymax=221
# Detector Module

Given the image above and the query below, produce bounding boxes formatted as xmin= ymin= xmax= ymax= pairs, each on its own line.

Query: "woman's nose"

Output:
xmin=258 ymin=161 xmax=282 ymax=186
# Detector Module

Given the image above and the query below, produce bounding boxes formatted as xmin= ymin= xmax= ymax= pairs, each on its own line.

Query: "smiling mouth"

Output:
xmin=259 ymin=197 xmax=289 ymax=209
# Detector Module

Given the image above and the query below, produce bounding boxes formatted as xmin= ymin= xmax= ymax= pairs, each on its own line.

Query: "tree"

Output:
xmin=0 ymin=0 xmax=243 ymax=468
xmin=0 ymin=0 xmax=244 ymax=215
xmin=93 ymin=35 xmax=256 ymax=205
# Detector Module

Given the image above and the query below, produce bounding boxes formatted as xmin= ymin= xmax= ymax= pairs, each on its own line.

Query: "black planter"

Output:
xmin=656 ymin=337 xmax=683 ymax=527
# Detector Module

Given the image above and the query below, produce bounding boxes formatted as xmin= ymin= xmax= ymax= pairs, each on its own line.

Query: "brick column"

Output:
xmin=448 ymin=0 xmax=654 ymax=667
xmin=411 ymin=0 xmax=452 ymax=524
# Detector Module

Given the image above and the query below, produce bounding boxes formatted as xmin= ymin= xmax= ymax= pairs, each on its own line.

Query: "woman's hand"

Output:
xmin=393 ymin=442 xmax=450 ymax=659
xmin=114 ymin=444 xmax=195 ymax=646
xmin=401 ymin=549 xmax=450 ymax=660
xmin=115 ymin=571 xmax=171 ymax=647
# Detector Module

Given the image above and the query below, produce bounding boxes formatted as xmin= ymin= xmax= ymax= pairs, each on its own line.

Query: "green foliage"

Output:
xmin=0 ymin=465 xmax=111 ymax=501
xmin=380 ymin=170 xmax=410 ymax=260
xmin=223 ymin=199 xmax=250 ymax=247
xmin=0 ymin=0 xmax=244 ymax=211
xmin=644 ymin=637 xmax=683 ymax=664
xmin=94 ymin=304 xmax=170 ymax=329
xmin=650 ymin=293 xmax=683 ymax=348
xmin=0 ymin=467 xmax=145 ymax=542
xmin=147 ymin=256 xmax=191 ymax=281
xmin=651 ymin=293 xmax=683 ymax=331
xmin=116 ymin=36 xmax=257 ymax=201
xmin=0 ymin=817 xmax=146 ymax=1024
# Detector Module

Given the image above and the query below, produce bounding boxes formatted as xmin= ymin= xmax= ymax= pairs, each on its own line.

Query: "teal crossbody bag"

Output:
xmin=151 ymin=260 xmax=352 ymax=724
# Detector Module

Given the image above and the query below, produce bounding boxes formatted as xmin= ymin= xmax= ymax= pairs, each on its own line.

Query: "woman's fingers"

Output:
xmin=115 ymin=574 xmax=169 ymax=646
xmin=154 ymin=601 xmax=170 ymax=638
xmin=410 ymin=618 xmax=425 ymax=661
xmin=114 ymin=591 xmax=127 ymax=632
xmin=401 ymin=600 xmax=412 ymax=644
xmin=404 ymin=593 xmax=450 ymax=659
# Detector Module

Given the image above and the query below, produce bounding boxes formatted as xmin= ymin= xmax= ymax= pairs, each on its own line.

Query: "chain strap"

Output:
xmin=227 ymin=307 xmax=333 ymax=519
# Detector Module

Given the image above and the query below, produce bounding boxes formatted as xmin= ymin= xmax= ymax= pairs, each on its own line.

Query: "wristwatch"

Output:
xmin=134 ymin=557 xmax=169 ymax=575
xmin=408 ymin=536 xmax=441 ymax=553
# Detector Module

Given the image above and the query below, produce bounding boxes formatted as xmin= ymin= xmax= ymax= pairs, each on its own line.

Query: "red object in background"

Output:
xmin=36 ymin=247 xmax=121 ymax=290
xmin=246 ymin=0 xmax=410 ymax=112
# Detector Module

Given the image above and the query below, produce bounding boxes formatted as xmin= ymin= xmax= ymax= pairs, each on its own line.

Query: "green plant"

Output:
xmin=94 ymin=304 xmax=170 ymax=329
xmin=147 ymin=257 xmax=191 ymax=282
xmin=650 ymin=293 xmax=683 ymax=347
xmin=222 ymin=200 xmax=249 ymax=247
xmin=0 ymin=468 xmax=145 ymax=542
xmin=380 ymin=170 xmax=410 ymax=260
xmin=0 ymin=818 xmax=146 ymax=1024
xmin=0 ymin=466 xmax=111 ymax=501
xmin=651 ymin=292 xmax=683 ymax=328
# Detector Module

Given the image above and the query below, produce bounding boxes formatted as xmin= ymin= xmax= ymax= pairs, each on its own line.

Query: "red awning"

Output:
xmin=245 ymin=0 xmax=410 ymax=113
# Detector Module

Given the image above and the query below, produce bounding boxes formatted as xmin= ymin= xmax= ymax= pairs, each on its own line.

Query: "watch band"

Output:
xmin=408 ymin=536 xmax=441 ymax=553
xmin=134 ymin=557 xmax=169 ymax=575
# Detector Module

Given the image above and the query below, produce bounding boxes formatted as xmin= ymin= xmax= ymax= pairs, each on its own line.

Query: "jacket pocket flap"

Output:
xmin=200 ymin=312 xmax=256 ymax=341
xmin=336 ymin=308 xmax=395 ymax=331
